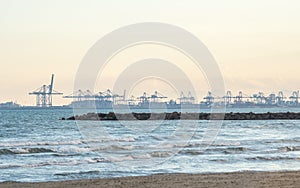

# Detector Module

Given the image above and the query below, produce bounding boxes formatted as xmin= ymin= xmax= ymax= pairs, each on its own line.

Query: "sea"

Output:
xmin=0 ymin=107 xmax=300 ymax=182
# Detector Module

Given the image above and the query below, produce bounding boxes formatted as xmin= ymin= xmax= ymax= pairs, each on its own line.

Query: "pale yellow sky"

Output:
xmin=0 ymin=0 xmax=300 ymax=105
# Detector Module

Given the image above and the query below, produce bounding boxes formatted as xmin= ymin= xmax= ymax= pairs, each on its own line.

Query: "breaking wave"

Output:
xmin=0 ymin=148 xmax=55 ymax=155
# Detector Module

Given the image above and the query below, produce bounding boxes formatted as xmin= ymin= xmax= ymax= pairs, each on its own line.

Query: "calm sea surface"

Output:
xmin=0 ymin=108 xmax=299 ymax=182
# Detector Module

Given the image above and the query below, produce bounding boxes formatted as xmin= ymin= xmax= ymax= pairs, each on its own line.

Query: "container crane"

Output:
xmin=289 ymin=91 xmax=300 ymax=106
xmin=29 ymin=74 xmax=63 ymax=107
xmin=178 ymin=91 xmax=195 ymax=104
xmin=203 ymin=91 xmax=214 ymax=104
xmin=63 ymin=90 xmax=95 ymax=101
xmin=223 ymin=90 xmax=232 ymax=104
xmin=148 ymin=91 xmax=167 ymax=103
xmin=137 ymin=92 xmax=148 ymax=104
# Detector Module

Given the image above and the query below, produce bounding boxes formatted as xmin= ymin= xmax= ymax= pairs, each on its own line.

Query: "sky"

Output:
xmin=0 ymin=0 xmax=300 ymax=105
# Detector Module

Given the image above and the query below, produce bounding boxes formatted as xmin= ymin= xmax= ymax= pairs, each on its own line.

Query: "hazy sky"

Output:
xmin=0 ymin=0 xmax=300 ymax=105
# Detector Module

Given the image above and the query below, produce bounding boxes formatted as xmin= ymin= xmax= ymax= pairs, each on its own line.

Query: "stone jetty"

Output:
xmin=62 ymin=112 xmax=300 ymax=121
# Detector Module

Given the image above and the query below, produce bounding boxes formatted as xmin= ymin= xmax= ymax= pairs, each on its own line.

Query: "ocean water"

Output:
xmin=0 ymin=108 xmax=300 ymax=182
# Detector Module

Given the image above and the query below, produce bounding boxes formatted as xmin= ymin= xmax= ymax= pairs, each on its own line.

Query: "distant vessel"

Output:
xmin=0 ymin=102 xmax=21 ymax=109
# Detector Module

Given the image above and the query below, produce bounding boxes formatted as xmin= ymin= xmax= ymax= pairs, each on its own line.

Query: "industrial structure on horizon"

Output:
xmin=15 ymin=74 xmax=300 ymax=108
xmin=63 ymin=89 xmax=300 ymax=109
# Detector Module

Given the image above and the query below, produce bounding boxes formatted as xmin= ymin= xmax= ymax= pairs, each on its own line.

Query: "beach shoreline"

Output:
xmin=1 ymin=171 xmax=299 ymax=188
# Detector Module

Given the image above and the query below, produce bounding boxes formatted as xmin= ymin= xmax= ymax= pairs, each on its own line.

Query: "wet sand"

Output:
xmin=1 ymin=171 xmax=300 ymax=188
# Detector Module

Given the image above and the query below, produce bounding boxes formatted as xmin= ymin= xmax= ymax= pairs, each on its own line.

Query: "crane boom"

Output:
xmin=49 ymin=74 xmax=54 ymax=94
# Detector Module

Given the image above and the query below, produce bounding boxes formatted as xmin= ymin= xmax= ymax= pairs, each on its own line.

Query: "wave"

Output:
xmin=179 ymin=147 xmax=249 ymax=155
xmin=209 ymin=159 xmax=228 ymax=162
xmin=85 ymin=137 xmax=136 ymax=143
xmin=0 ymin=144 xmax=251 ymax=158
xmin=147 ymin=142 xmax=191 ymax=150
xmin=278 ymin=146 xmax=300 ymax=152
xmin=150 ymin=151 xmax=174 ymax=158
xmin=211 ymin=141 xmax=241 ymax=147
xmin=91 ymin=144 xmax=136 ymax=152
xmin=108 ymin=155 xmax=136 ymax=162
xmin=107 ymin=151 xmax=173 ymax=162
xmin=0 ymin=146 xmax=93 ymax=156
xmin=0 ymin=157 xmax=106 ymax=169
xmin=150 ymin=136 xmax=164 ymax=141
xmin=223 ymin=147 xmax=248 ymax=154
xmin=0 ymin=137 xmax=136 ymax=148
xmin=0 ymin=140 xmax=84 ymax=147
xmin=246 ymin=156 xmax=300 ymax=161
xmin=263 ymin=138 xmax=300 ymax=144
xmin=56 ymin=146 xmax=91 ymax=153
xmin=179 ymin=150 xmax=203 ymax=155
xmin=0 ymin=148 xmax=55 ymax=155
xmin=55 ymin=170 xmax=101 ymax=177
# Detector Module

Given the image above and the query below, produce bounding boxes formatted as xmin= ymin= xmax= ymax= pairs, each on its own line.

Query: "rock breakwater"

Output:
xmin=62 ymin=112 xmax=300 ymax=121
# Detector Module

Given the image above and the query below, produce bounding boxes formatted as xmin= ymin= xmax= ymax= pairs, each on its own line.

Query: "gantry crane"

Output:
xmin=137 ymin=92 xmax=148 ymax=104
xmin=223 ymin=90 xmax=232 ymax=104
xmin=276 ymin=91 xmax=285 ymax=104
xmin=148 ymin=91 xmax=167 ymax=103
xmin=289 ymin=91 xmax=300 ymax=105
xmin=178 ymin=91 xmax=195 ymax=104
xmin=29 ymin=74 xmax=63 ymax=107
xmin=64 ymin=89 xmax=124 ymax=104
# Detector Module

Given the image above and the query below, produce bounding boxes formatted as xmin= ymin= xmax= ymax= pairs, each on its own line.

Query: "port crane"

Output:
xmin=223 ymin=91 xmax=232 ymax=104
xmin=204 ymin=91 xmax=229 ymax=104
xmin=137 ymin=91 xmax=168 ymax=104
xmin=276 ymin=91 xmax=285 ymax=104
xmin=289 ymin=91 xmax=300 ymax=105
xmin=62 ymin=89 xmax=300 ymax=108
xmin=209 ymin=91 xmax=252 ymax=104
xmin=29 ymin=74 xmax=63 ymax=107
xmin=64 ymin=89 xmax=124 ymax=104
xmin=203 ymin=91 xmax=215 ymax=104
xmin=178 ymin=91 xmax=195 ymax=104
xmin=63 ymin=90 xmax=94 ymax=101
xmin=148 ymin=91 xmax=167 ymax=103
xmin=96 ymin=89 xmax=124 ymax=104
xmin=137 ymin=92 xmax=148 ymax=104
xmin=233 ymin=91 xmax=253 ymax=103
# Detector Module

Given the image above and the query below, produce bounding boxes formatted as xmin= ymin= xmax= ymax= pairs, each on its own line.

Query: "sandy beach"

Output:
xmin=1 ymin=171 xmax=299 ymax=188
